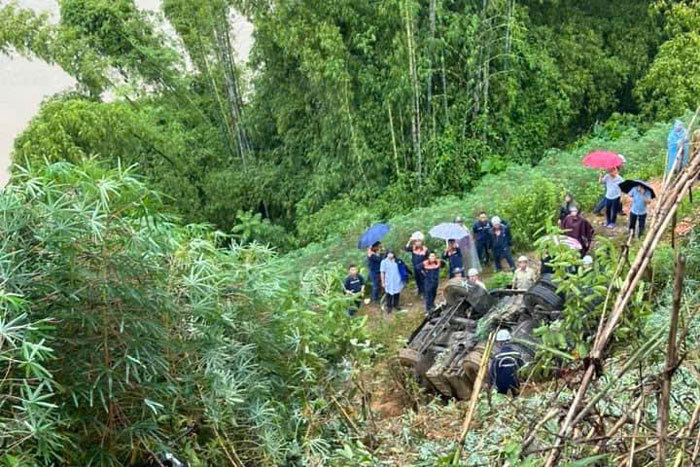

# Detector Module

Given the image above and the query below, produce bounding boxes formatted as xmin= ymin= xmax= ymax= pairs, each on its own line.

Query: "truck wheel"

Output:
xmin=524 ymin=283 xmax=564 ymax=312
xmin=444 ymin=278 xmax=485 ymax=306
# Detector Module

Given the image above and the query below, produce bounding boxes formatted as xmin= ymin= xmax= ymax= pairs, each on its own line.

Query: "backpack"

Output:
xmin=398 ymin=261 xmax=409 ymax=283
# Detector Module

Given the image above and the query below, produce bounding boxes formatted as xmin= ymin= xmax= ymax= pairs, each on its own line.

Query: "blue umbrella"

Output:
xmin=429 ymin=223 xmax=470 ymax=240
xmin=358 ymin=223 xmax=390 ymax=249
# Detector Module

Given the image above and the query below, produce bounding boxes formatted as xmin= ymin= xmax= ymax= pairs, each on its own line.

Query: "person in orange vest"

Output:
xmin=404 ymin=233 xmax=428 ymax=297
xmin=419 ymin=251 xmax=442 ymax=314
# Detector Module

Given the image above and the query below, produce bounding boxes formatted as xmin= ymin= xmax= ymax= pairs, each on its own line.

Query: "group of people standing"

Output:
xmin=343 ymin=160 xmax=656 ymax=317
xmin=343 ymin=212 xmax=521 ymax=315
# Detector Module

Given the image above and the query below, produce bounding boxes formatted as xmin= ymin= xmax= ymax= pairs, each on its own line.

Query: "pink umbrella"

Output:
xmin=544 ymin=235 xmax=582 ymax=250
xmin=582 ymin=151 xmax=624 ymax=170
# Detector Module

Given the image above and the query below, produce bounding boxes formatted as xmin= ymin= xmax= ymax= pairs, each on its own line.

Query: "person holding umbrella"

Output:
xmin=404 ymin=232 xmax=428 ymax=297
xmin=623 ymin=182 xmax=653 ymax=238
xmin=443 ymin=239 xmax=464 ymax=278
xmin=560 ymin=205 xmax=594 ymax=255
xmin=359 ymin=223 xmax=390 ymax=304
xmin=599 ymin=167 xmax=624 ymax=228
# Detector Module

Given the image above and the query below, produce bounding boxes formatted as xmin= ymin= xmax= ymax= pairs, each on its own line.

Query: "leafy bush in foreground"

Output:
xmin=0 ymin=160 xmax=370 ymax=465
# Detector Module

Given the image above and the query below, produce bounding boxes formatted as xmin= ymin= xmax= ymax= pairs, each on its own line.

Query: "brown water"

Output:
xmin=0 ymin=0 xmax=252 ymax=186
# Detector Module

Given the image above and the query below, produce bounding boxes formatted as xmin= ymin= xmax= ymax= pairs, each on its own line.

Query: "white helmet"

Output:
xmin=467 ymin=268 xmax=479 ymax=277
xmin=410 ymin=231 xmax=425 ymax=241
xmin=496 ymin=329 xmax=511 ymax=342
xmin=491 ymin=216 xmax=501 ymax=226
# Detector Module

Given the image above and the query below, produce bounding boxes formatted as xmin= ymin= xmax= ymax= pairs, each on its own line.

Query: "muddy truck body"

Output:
xmin=398 ymin=276 xmax=564 ymax=399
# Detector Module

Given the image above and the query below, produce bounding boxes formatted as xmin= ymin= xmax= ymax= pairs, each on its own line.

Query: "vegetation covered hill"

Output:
xmin=2 ymin=0 xmax=700 ymax=465
xmin=3 ymin=0 xmax=700 ymax=247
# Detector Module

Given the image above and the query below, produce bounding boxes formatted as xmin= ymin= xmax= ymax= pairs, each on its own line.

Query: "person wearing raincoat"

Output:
xmin=454 ymin=216 xmax=481 ymax=272
xmin=667 ymin=119 xmax=690 ymax=175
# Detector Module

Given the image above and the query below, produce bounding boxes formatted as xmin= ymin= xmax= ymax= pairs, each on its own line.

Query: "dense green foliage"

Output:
xmin=2 ymin=0 xmax=699 ymax=247
xmin=2 ymin=1 xmax=700 ymax=465
xmin=285 ymin=118 xmax=668 ymax=273
xmin=0 ymin=160 xmax=370 ymax=465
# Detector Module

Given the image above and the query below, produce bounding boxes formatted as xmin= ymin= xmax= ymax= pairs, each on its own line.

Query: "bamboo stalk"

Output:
xmin=452 ymin=332 xmax=496 ymax=464
xmin=673 ymin=401 xmax=700 ymax=467
xmin=657 ymin=254 xmax=685 ymax=466
xmin=546 ymin=141 xmax=700 ymax=466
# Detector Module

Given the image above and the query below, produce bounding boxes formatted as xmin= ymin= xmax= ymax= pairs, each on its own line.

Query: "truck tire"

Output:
xmin=524 ymin=283 xmax=564 ymax=312
xmin=444 ymin=278 xmax=482 ymax=306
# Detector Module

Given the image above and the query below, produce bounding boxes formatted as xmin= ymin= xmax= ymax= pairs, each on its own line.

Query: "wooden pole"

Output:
xmin=452 ymin=332 xmax=496 ymax=464
xmin=657 ymin=254 xmax=685 ymax=466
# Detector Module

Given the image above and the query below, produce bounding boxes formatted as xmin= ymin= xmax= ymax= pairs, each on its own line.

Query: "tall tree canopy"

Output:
xmin=1 ymin=0 xmax=697 ymax=246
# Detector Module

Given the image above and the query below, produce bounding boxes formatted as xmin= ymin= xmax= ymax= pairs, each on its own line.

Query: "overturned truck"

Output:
xmin=398 ymin=277 xmax=564 ymax=399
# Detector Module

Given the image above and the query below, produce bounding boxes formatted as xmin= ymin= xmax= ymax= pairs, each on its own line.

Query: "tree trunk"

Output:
xmin=657 ymin=254 xmax=685 ymax=466
xmin=403 ymin=0 xmax=422 ymax=183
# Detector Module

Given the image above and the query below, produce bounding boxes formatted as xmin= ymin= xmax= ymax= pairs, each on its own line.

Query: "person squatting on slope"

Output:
xmin=343 ymin=264 xmax=365 ymax=316
xmin=489 ymin=330 xmax=523 ymax=397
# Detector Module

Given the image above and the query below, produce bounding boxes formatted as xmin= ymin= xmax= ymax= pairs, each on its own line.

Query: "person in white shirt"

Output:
xmin=599 ymin=167 xmax=623 ymax=229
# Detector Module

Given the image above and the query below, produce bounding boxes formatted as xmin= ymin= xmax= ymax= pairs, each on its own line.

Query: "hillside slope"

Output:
xmin=284 ymin=121 xmax=670 ymax=274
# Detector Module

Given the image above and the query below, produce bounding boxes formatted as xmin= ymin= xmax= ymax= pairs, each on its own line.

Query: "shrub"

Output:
xmin=0 ymin=160 xmax=371 ymax=465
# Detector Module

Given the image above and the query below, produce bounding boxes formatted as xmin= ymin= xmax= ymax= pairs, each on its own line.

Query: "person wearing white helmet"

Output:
xmin=512 ymin=256 xmax=536 ymax=290
xmin=490 ymin=216 xmax=515 ymax=271
xmin=582 ymin=255 xmax=594 ymax=275
xmin=489 ymin=328 xmax=523 ymax=397
xmin=404 ymin=232 xmax=428 ymax=297
xmin=467 ymin=268 xmax=486 ymax=290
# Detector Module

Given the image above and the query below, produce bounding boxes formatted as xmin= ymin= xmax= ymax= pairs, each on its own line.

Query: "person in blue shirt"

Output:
xmin=366 ymin=242 xmax=384 ymax=304
xmin=380 ymin=250 xmax=405 ymax=313
xmin=490 ymin=217 xmax=514 ymax=271
xmin=600 ymin=168 xmax=623 ymax=229
xmin=443 ymin=239 xmax=463 ymax=278
xmin=404 ymin=236 xmax=428 ymax=297
xmin=472 ymin=212 xmax=492 ymax=265
xmin=628 ymin=185 xmax=652 ymax=238
xmin=419 ymin=251 xmax=442 ymax=314
xmin=343 ymin=264 xmax=365 ymax=316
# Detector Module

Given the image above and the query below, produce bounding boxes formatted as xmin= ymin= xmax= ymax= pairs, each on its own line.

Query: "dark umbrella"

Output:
xmin=357 ymin=223 xmax=390 ymax=249
xmin=619 ymin=180 xmax=656 ymax=199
